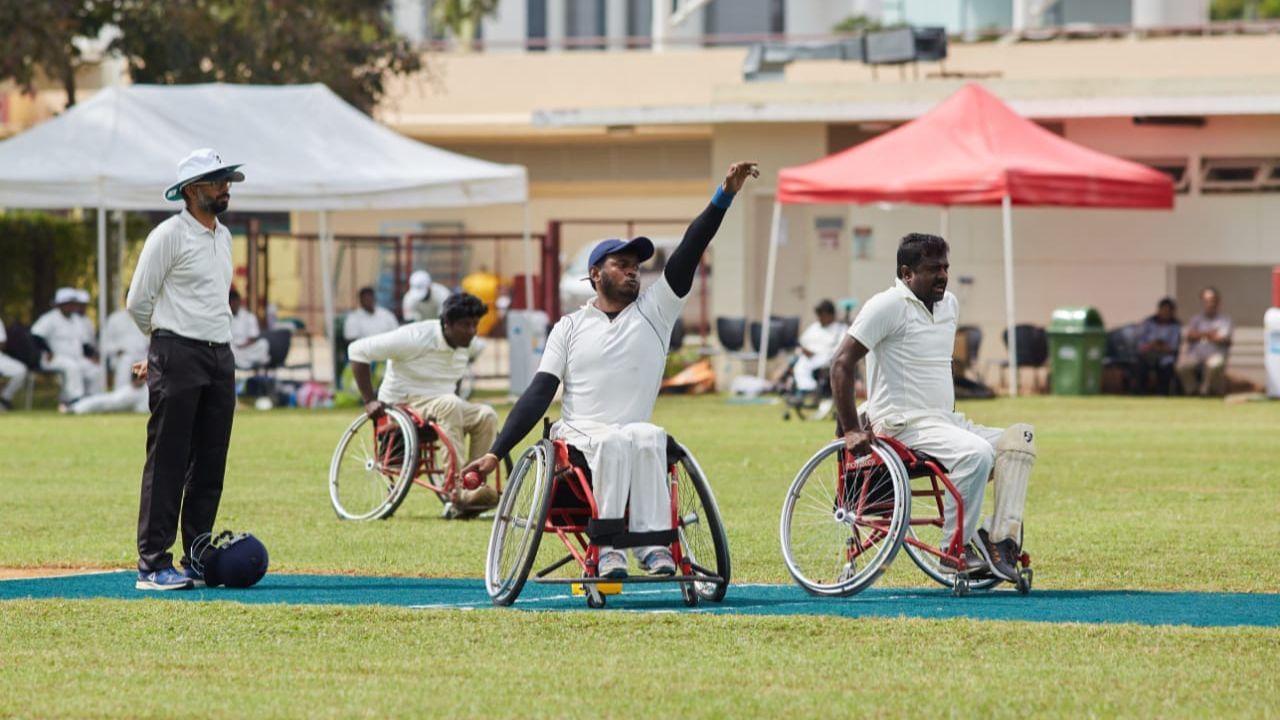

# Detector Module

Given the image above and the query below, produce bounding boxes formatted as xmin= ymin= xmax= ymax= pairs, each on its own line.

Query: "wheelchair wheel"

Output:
xmin=903 ymin=472 xmax=999 ymax=592
xmin=485 ymin=441 xmax=554 ymax=606
xmin=672 ymin=443 xmax=730 ymax=602
xmin=418 ymin=424 xmax=460 ymax=506
xmin=780 ymin=439 xmax=910 ymax=597
xmin=329 ymin=408 xmax=419 ymax=521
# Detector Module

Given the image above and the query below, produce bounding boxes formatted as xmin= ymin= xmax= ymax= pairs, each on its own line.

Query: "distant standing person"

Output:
xmin=402 ymin=270 xmax=451 ymax=322
xmin=1176 ymin=287 xmax=1232 ymax=397
xmin=127 ymin=148 xmax=245 ymax=591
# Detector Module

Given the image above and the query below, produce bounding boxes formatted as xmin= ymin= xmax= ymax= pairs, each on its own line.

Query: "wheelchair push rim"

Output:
xmin=329 ymin=408 xmax=419 ymax=521
xmin=902 ymin=471 xmax=1000 ymax=591
xmin=671 ymin=443 xmax=731 ymax=602
xmin=485 ymin=442 xmax=553 ymax=605
xmin=780 ymin=439 xmax=910 ymax=597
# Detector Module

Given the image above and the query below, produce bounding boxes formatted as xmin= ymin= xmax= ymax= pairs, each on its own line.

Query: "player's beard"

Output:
xmin=199 ymin=193 xmax=230 ymax=215
xmin=599 ymin=273 xmax=639 ymax=305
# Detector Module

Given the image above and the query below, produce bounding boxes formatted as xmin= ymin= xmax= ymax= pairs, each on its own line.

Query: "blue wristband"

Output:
xmin=711 ymin=186 xmax=735 ymax=209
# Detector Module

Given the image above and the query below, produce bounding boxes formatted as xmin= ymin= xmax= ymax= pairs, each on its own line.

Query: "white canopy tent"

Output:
xmin=0 ymin=83 xmax=530 ymax=352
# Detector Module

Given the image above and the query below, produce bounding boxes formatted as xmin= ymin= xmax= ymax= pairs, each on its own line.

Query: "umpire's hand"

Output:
xmin=132 ymin=361 xmax=148 ymax=381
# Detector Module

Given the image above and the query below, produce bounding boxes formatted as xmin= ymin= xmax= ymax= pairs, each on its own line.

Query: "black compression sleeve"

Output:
xmin=489 ymin=371 xmax=561 ymax=459
xmin=664 ymin=202 xmax=728 ymax=298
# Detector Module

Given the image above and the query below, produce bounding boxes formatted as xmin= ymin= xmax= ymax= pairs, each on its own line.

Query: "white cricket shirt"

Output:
xmin=798 ymin=320 xmax=846 ymax=364
xmin=538 ymin=275 xmax=683 ymax=426
xmin=849 ymin=278 xmax=958 ymax=423
xmin=343 ymin=306 xmax=399 ymax=341
xmin=127 ymin=210 xmax=233 ymax=343
xmin=347 ymin=320 xmax=479 ymax=402
xmin=230 ymin=309 xmax=260 ymax=347
xmin=31 ymin=309 xmax=86 ymax=359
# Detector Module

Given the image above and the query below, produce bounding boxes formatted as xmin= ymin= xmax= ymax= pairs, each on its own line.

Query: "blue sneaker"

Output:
xmin=135 ymin=567 xmax=194 ymax=591
xmin=597 ymin=550 xmax=629 ymax=579
xmin=639 ymin=547 xmax=676 ymax=576
xmin=181 ymin=564 xmax=206 ymax=588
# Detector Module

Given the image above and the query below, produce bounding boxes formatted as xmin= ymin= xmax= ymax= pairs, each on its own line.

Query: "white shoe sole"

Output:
xmin=135 ymin=580 xmax=194 ymax=591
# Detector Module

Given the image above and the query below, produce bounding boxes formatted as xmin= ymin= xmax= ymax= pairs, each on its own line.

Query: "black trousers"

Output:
xmin=137 ymin=333 xmax=236 ymax=572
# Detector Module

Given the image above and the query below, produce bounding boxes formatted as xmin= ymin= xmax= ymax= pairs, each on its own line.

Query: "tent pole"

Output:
xmin=97 ymin=203 xmax=108 ymax=389
xmin=940 ymin=205 xmax=950 ymax=238
xmin=1001 ymin=194 xmax=1019 ymax=397
xmin=521 ymin=201 xmax=535 ymax=311
xmin=318 ymin=210 xmax=336 ymax=363
xmin=116 ymin=210 xmax=127 ymax=310
xmin=756 ymin=200 xmax=783 ymax=380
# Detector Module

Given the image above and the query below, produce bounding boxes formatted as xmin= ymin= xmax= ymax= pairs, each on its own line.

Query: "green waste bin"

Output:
xmin=1047 ymin=307 xmax=1106 ymax=395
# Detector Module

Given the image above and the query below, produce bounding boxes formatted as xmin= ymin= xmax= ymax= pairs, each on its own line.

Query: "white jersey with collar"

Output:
xmin=344 ymin=306 xmax=399 ymax=341
xmin=849 ymin=278 xmax=958 ymax=424
xmin=347 ymin=319 xmax=480 ymax=403
xmin=537 ymin=275 xmax=683 ymax=426
xmin=127 ymin=209 xmax=233 ymax=343
xmin=31 ymin=309 xmax=85 ymax=359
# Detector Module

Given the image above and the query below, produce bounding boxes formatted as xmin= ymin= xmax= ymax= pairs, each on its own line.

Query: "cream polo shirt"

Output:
xmin=127 ymin=210 xmax=233 ymax=343
xmin=343 ymin=306 xmax=399 ymax=341
xmin=849 ymin=278 xmax=958 ymax=424
xmin=537 ymin=275 xmax=684 ymax=426
xmin=347 ymin=320 xmax=480 ymax=402
xmin=31 ymin=309 xmax=86 ymax=359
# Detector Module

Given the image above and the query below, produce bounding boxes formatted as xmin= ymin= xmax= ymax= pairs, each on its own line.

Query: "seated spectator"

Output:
xmin=102 ymin=292 xmax=150 ymax=391
xmin=1135 ymin=298 xmax=1180 ymax=395
xmin=72 ymin=289 xmax=98 ymax=358
xmin=0 ymin=317 xmax=28 ymax=412
xmin=229 ymin=288 xmax=270 ymax=369
xmin=402 ymin=270 xmax=451 ymax=323
xmin=1176 ymin=287 xmax=1232 ymax=397
xmin=344 ymin=286 xmax=399 ymax=343
xmin=32 ymin=287 xmax=104 ymax=409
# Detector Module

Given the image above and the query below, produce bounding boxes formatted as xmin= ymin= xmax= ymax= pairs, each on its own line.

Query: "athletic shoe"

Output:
xmin=976 ymin=528 xmax=1020 ymax=582
xmin=639 ymin=547 xmax=676 ymax=576
xmin=938 ymin=546 xmax=986 ymax=575
xmin=136 ymin=567 xmax=194 ymax=591
xmin=181 ymin=564 xmax=207 ymax=588
xmin=597 ymin=550 xmax=629 ymax=579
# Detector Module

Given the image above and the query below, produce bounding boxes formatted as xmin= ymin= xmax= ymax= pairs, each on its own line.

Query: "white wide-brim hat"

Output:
xmin=74 ymin=289 xmax=91 ymax=303
xmin=53 ymin=287 xmax=78 ymax=305
xmin=165 ymin=148 xmax=245 ymax=202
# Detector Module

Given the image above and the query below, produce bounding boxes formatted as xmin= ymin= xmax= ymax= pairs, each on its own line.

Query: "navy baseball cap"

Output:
xmin=588 ymin=237 xmax=655 ymax=268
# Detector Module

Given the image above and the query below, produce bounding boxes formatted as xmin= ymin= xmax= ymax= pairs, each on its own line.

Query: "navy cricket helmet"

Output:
xmin=190 ymin=530 xmax=269 ymax=588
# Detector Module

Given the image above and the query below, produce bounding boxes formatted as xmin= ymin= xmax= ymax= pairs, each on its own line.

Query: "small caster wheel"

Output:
xmin=1016 ymin=568 xmax=1033 ymax=595
xmin=680 ymin=582 xmax=699 ymax=607
xmin=953 ymin=577 xmax=970 ymax=596
xmin=585 ymin=586 xmax=606 ymax=608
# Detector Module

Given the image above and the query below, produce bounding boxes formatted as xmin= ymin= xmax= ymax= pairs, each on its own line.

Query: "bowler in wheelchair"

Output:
xmin=464 ymin=161 xmax=758 ymax=579
xmin=830 ymin=233 xmax=1036 ymax=583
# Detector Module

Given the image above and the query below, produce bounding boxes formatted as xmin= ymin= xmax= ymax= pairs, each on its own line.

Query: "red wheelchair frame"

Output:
xmin=328 ymin=404 xmax=502 ymax=521
xmin=781 ymin=434 xmax=1032 ymax=597
xmin=486 ymin=424 xmax=729 ymax=608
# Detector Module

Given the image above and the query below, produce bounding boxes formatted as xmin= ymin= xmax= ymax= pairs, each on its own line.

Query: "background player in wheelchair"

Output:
xmin=830 ymin=233 xmax=1036 ymax=585
xmin=464 ymin=161 xmax=756 ymax=589
xmin=346 ymin=293 xmax=500 ymax=518
xmin=776 ymin=298 xmax=846 ymax=420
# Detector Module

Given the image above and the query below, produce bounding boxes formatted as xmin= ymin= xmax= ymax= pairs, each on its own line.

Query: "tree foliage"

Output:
xmin=430 ymin=0 xmax=501 ymax=50
xmin=98 ymin=0 xmax=422 ymax=113
xmin=1210 ymin=0 xmax=1280 ymax=20
xmin=0 ymin=1 xmax=422 ymax=114
xmin=0 ymin=0 xmax=108 ymax=107
xmin=0 ymin=212 xmax=97 ymax=324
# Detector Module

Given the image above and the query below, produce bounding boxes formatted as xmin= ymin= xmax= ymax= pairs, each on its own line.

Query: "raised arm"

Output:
xmin=664 ymin=161 xmax=758 ymax=298
xmin=831 ymin=335 xmax=875 ymax=456
xmin=461 ymin=371 xmax=561 ymax=479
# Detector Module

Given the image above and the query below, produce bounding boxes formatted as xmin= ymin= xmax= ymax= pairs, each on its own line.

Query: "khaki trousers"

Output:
xmin=1176 ymin=353 xmax=1227 ymax=396
xmin=406 ymin=394 xmax=497 ymax=464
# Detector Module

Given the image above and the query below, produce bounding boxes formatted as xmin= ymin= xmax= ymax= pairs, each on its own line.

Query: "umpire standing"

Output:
xmin=127 ymin=148 xmax=244 ymax=590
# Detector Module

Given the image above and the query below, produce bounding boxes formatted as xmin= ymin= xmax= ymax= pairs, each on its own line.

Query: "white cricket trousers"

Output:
xmin=43 ymin=355 xmax=103 ymax=402
xmin=73 ymin=384 xmax=149 ymax=414
xmin=874 ymin=411 xmax=1003 ymax=548
xmin=553 ymin=420 xmax=671 ymax=536
xmin=0 ymin=352 xmax=27 ymax=403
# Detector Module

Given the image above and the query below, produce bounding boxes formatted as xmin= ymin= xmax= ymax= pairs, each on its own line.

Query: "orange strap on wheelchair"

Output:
xmin=586 ymin=518 xmax=677 ymax=549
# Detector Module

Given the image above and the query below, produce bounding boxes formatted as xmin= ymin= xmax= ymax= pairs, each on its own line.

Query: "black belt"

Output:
xmin=153 ymin=329 xmax=230 ymax=349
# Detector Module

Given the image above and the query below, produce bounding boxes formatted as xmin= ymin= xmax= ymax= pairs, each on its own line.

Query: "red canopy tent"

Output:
xmin=762 ymin=83 xmax=1175 ymax=394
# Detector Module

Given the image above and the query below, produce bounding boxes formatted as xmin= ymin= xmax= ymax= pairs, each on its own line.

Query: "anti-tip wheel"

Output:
xmin=585 ymin=586 xmax=606 ymax=609
xmin=1016 ymin=568 xmax=1033 ymax=595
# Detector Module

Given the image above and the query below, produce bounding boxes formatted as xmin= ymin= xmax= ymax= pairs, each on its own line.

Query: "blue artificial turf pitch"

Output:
xmin=3 ymin=571 xmax=1278 ymax=628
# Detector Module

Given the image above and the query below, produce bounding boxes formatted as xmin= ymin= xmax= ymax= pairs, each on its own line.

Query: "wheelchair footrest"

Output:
xmin=535 ymin=574 xmax=725 ymax=586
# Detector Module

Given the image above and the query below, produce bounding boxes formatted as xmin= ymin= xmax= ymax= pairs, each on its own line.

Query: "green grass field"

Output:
xmin=2 ymin=395 xmax=1279 ymax=717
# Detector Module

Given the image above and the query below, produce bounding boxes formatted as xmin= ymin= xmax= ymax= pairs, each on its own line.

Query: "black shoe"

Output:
xmin=976 ymin=528 xmax=1020 ymax=582
xmin=0 ymin=398 xmax=11 ymax=411
xmin=939 ymin=546 xmax=986 ymax=575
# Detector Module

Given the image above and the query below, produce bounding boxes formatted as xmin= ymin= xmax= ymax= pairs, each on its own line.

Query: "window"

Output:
xmin=1130 ymin=157 xmax=1190 ymax=194
xmin=1200 ymin=158 xmax=1280 ymax=194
